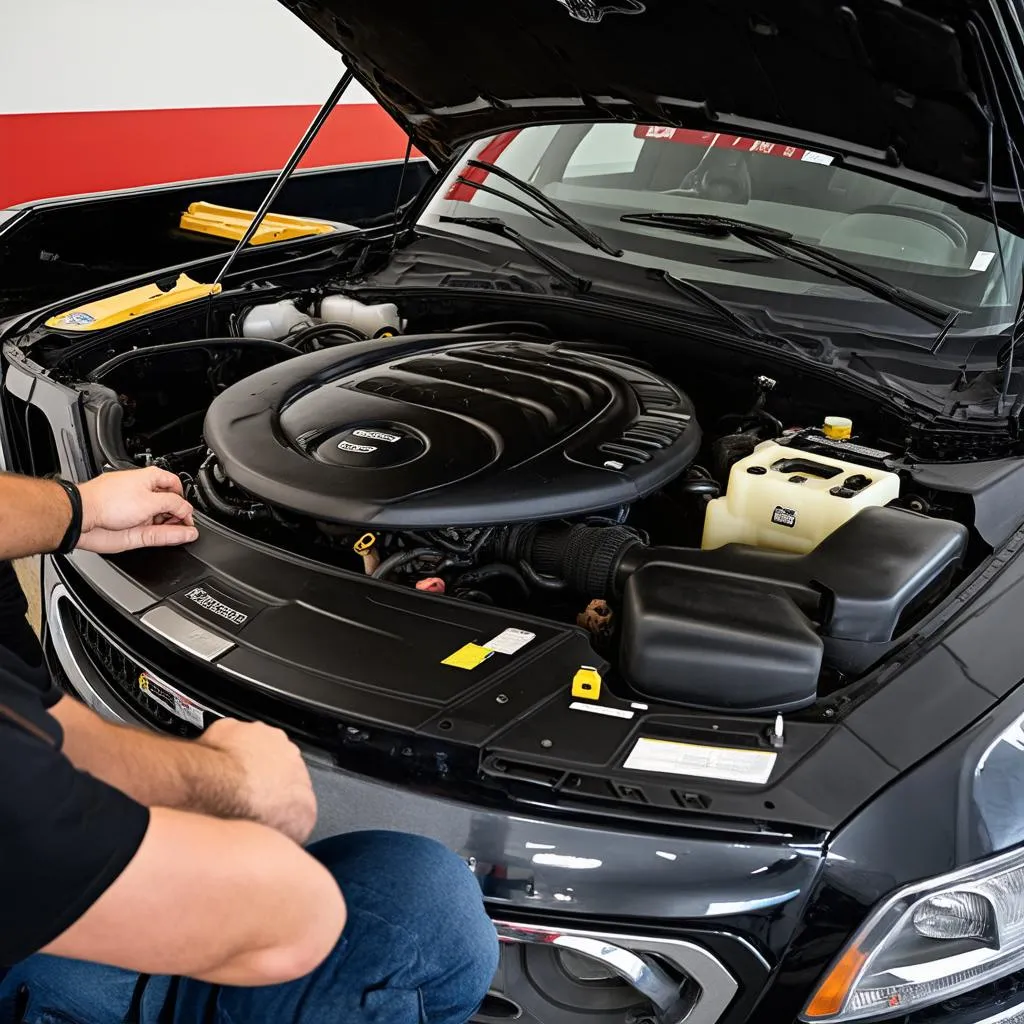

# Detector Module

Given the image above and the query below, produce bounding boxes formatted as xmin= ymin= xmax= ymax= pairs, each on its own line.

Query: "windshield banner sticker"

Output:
xmin=635 ymin=126 xmax=834 ymax=166
xmin=553 ymin=0 xmax=645 ymax=22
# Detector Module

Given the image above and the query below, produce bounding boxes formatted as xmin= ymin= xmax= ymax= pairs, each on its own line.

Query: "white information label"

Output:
xmin=971 ymin=250 xmax=996 ymax=272
xmin=569 ymin=702 xmax=634 ymax=719
xmin=800 ymin=150 xmax=834 ymax=165
xmin=813 ymin=436 xmax=892 ymax=460
xmin=139 ymin=672 xmax=206 ymax=729
xmin=623 ymin=737 xmax=777 ymax=785
xmin=483 ymin=628 xmax=536 ymax=655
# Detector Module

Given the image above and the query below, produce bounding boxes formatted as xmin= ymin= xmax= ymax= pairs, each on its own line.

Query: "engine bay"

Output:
xmin=17 ymin=287 xmax=983 ymax=717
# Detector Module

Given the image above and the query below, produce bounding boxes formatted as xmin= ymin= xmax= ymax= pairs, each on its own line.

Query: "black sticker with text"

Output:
xmin=170 ymin=579 xmax=261 ymax=635
xmin=771 ymin=506 xmax=797 ymax=528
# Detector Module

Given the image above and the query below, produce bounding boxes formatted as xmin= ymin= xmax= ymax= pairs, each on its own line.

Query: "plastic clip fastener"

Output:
xmin=572 ymin=666 xmax=602 ymax=701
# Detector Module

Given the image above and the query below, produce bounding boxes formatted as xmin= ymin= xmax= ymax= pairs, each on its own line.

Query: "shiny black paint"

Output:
xmin=38 ymin=501 xmax=1024 ymax=1022
xmin=7 ymin=141 xmax=1024 ymax=1024
xmin=276 ymin=0 xmax=1024 ymax=231
xmin=756 ymin=552 xmax=1024 ymax=1021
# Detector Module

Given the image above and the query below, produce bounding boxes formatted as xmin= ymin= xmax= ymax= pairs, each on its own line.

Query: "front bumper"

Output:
xmin=41 ymin=554 xmax=1024 ymax=1024
xmin=43 ymin=557 xmax=770 ymax=1024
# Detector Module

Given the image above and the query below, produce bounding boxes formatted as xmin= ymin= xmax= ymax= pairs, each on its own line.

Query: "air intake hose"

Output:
xmin=491 ymin=523 xmax=643 ymax=597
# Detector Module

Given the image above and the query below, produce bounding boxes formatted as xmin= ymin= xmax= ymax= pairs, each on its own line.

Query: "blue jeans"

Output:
xmin=0 ymin=831 xmax=499 ymax=1024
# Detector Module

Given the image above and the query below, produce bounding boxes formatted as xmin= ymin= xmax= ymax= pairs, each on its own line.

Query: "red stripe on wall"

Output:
xmin=0 ymin=103 xmax=412 ymax=208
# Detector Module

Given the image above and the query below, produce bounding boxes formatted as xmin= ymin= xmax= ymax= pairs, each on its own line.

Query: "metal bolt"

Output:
xmin=496 ymin=693 xmax=509 ymax=704
xmin=541 ymin=738 xmax=553 ymax=748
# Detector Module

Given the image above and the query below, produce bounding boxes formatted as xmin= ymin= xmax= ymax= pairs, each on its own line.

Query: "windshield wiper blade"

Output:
xmin=465 ymin=160 xmax=623 ymax=258
xmin=620 ymin=212 xmax=958 ymax=329
xmin=658 ymin=271 xmax=829 ymax=360
xmin=439 ymin=215 xmax=592 ymax=292
xmin=454 ymin=176 xmax=575 ymax=235
xmin=658 ymin=270 xmax=762 ymax=339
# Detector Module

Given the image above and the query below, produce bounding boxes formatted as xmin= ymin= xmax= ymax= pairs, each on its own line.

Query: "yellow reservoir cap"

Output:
xmin=179 ymin=202 xmax=338 ymax=245
xmin=46 ymin=273 xmax=221 ymax=332
xmin=822 ymin=416 xmax=853 ymax=440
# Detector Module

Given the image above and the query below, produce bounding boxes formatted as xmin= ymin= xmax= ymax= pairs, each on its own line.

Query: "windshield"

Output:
xmin=420 ymin=122 xmax=1024 ymax=340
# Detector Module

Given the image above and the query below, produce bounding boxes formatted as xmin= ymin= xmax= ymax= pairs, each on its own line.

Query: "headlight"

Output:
xmin=803 ymin=845 xmax=1024 ymax=1021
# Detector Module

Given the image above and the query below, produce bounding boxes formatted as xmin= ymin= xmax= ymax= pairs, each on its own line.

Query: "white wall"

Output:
xmin=0 ymin=0 xmax=375 ymax=113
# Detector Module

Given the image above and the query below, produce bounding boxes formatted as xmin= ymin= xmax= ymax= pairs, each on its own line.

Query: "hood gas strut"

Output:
xmin=210 ymin=68 xmax=356 ymax=294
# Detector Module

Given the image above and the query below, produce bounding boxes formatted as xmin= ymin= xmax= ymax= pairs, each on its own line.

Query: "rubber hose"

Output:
xmin=455 ymin=563 xmax=531 ymax=598
xmin=434 ymin=556 xmax=474 ymax=575
xmin=89 ymin=337 xmax=297 ymax=381
xmin=676 ymin=478 xmax=721 ymax=498
xmin=93 ymin=399 xmax=136 ymax=470
xmin=372 ymin=547 xmax=439 ymax=580
xmin=286 ymin=322 xmax=367 ymax=348
xmin=518 ymin=560 xmax=567 ymax=592
xmin=533 ymin=524 xmax=641 ymax=596
xmin=492 ymin=523 xmax=642 ymax=597
xmin=195 ymin=463 xmax=270 ymax=521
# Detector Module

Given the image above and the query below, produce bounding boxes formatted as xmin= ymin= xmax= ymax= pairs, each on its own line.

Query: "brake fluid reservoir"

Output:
xmin=701 ymin=440 xmax=900 ymax=554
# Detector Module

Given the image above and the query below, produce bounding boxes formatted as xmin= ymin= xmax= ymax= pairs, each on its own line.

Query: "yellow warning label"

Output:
xmin=442 ymin=643 xmax=493 ymax=670
xmin=571 ymin=666 xmax=602 ymax=701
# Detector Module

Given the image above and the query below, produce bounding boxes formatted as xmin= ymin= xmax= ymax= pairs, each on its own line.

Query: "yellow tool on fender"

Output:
xmin=179 ymin=202 xmax=338 ymax=245
xmin=46 ymin=273 xmax=221 ymax=333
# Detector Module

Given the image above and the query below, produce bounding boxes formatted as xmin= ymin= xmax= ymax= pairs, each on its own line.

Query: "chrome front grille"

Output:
xmin=494 ymin=921 xmax=737 ymax=1024
xmin=48 ymin=584 xmax=201 ymax=737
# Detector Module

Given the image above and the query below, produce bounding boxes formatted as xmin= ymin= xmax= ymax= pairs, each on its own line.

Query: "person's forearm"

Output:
xmin=51 ymin=697 xmax=251 ymax=820
xmin=43 ymin=808 xmax=346 ymax=987
xmin=0 ymin=473 xmax=74 ymax=560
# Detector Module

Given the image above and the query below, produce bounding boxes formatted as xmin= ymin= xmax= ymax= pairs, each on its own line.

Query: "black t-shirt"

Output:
xmin=0 ymin=560 xmax=43 ymax=669
xmin=0 ymin=632 xmax=150 ymax=965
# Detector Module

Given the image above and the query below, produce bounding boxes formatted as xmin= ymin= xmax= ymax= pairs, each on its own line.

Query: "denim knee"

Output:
xmin=404 ymin=834 xmax=499 ymax=990
xmin=308 ymin=830 xmax=499 ymax=1016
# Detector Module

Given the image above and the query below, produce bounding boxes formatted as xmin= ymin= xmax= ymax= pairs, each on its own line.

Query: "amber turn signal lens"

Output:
xmin=804 ymin=945 xmax=868 ymax=1019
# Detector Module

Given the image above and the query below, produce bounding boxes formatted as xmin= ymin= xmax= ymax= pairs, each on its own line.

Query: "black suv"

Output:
xmin=5 ymin=1 xmax=1024 ymax=1022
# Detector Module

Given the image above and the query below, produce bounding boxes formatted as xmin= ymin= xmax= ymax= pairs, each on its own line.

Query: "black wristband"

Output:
xmin=52 ymin=478 xmax=83 ymax=555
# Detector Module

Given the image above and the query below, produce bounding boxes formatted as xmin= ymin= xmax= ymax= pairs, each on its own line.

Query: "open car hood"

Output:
xmin=278 ymin=0 xmax=1024 ymax=225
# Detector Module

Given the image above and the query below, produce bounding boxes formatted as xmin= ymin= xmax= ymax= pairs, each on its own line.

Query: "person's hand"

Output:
xmin=77 ymin=467 xmax=198 ymax=554
xmin=198 ymin=718 xmax=318 ymax=845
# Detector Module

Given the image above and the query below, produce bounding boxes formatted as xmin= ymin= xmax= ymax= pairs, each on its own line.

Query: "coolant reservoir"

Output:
xmin=701 ymin=440 xmax=900 ymax=554
xmin=320 ymin=295 xmax=402 ymax=337
xmin=240 ymin=299 xmax=314 ymax=339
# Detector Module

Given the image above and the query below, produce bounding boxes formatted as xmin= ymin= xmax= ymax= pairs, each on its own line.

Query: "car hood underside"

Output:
xmin=278 ymin=0 xmax=1018 ymax=222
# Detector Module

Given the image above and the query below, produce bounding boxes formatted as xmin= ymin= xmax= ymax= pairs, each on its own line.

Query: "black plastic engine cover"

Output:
xmin=204 ymin=335 xmax=700 ymax=528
